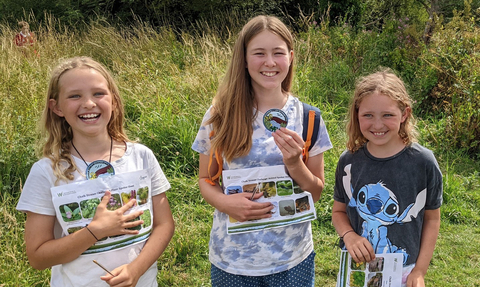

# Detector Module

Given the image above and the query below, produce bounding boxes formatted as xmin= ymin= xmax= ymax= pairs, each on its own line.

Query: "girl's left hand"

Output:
xmin=272 ymin=127 xmax=304 ymax=166
xmin=406 ymin=269 xmax=425 ymax=287
xmin=101 ymin=264 xmax=140 ymax=287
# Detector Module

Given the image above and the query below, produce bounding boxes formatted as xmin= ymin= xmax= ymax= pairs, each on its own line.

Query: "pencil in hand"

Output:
xmin=93 ymin=260 xmax=116 ymax=277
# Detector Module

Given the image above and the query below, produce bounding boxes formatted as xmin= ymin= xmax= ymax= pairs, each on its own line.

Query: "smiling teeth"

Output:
xmin=262 ymin=72 xmax=276 ymax=77
xmin=80 ymin=114 xmax=99 ymax=119
xmin=373 ymin=132 xmax=386 ymax=136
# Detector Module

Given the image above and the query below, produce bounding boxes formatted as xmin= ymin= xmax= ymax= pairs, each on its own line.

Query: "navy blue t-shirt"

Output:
xmin=334 ymin=143 xmax=443 ymax=266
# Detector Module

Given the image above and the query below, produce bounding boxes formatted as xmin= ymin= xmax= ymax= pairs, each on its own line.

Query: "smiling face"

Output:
xmin=245 ymin=30 xmax=293 ymax=96
xmin=49 ymin=67 xmax=113 ymax=140
xmin=358 ymin=91 xmax=410 ymax=157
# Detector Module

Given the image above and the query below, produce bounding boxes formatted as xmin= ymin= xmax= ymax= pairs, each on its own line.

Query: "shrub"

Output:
xmin=415 ymin=1 xmax=480 ymax=156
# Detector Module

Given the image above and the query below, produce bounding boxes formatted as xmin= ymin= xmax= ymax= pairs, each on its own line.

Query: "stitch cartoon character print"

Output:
xmin=333 ymin=144 xmax=443 ymax=267
xmin=342 ymin=164 xmax=426 ymax=264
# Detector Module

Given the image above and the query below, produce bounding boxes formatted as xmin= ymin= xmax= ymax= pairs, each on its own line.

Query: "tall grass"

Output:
xmin=0 ymin=13 xmax=479 ymax=286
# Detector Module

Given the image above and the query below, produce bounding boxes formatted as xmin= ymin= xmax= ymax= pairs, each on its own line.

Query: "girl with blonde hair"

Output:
xmin=17 ymin=56 xmax=174 ymax=287
xmin=332 ymin=69 xmax=442 ymax=287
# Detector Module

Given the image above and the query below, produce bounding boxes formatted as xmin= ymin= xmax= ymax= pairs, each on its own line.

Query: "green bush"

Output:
xmin=414 ymin=1 xmax=480 ymax=156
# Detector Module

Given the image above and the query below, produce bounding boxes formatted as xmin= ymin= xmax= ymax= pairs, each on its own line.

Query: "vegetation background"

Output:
xmin=0 ymin=0 xmax=479 ymax=286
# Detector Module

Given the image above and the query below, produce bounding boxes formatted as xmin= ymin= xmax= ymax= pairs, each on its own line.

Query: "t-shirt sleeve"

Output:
xmin=191 ymin=106 xmax=214 ymax=155
xmin=424 ymin=150 xmax=443 ymax=210
xmin=333 ymin=151 xmax=349 ymax=203
xmin=306 ymin=111 xmax=333 ymax=158
xmin=16 ymin=160 xmax=57 ymax=216
xmin=146 ymin=147 xmax=171 ymax=197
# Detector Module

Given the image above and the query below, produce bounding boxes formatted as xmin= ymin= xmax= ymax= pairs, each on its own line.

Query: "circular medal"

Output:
xmin=263 ymin=108 xmax=288 ymax=132
xmin=86 ymin=160 xmax=115 ymax=180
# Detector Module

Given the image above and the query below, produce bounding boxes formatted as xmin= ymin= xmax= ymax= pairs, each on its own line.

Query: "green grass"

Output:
xmin=0 ymin=15 xmax=479 ymax=286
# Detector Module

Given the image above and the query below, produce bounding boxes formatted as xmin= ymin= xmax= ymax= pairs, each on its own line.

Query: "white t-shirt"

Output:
xmin=16 ymin=142 xmax=170 ymax=287
xmin=192 ymin=95 xmax=333 ymax=276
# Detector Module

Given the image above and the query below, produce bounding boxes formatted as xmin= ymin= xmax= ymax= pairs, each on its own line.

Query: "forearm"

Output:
xmin=127 ymin=193 xmax=175 ymax=277
xmin=286 ymin=154 xmax=325 ymax=202
xmin=26 ymin=216 xmax=97 ymax=269
xmin=128 ymin=217 xmax=174 ymax=277
xmin=197 ymin=153 xmax=228 ymax=211
xmin=26 ymin=193 xmax=144 ymax=270
xmin=413 ymin=209 xmax=441 ymax=275
xmin=332 ymin=201 xmax=355 ymax=236
xmin=287 ymin=163 xmax=323 ymax=201
xmin=198 ymin=179 xmax=229 ymax=212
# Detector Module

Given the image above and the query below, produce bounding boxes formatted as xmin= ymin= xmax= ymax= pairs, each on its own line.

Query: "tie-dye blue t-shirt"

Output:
xmin=192 ymin=95 xmax=333 ymax=276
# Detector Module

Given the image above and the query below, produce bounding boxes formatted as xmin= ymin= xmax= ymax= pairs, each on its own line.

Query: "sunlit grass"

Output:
xmin=0 ymin=14 xmax=479 ymax=286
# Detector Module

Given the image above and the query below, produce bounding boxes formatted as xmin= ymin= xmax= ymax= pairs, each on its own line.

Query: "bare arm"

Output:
xmin=272 ymin=127 xmax=325 ymax=202
xmin=101 ymin=193 xmax=175 ymax=286
xmin=406 ymin=208 xmax=441 ymax=287
xmin=25 ymin=191 xmax=142 ymax=270
xmin=332 ymin=200 xmax=375 ymax=263
xmin=198 ymin=153 xmax=273 ymax=222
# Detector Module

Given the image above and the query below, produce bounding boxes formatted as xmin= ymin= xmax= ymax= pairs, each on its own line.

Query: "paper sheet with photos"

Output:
xmin=337 ymin=250 xmax=403 ymax=287
xmin=222 ymin=165 xmax=316 ymax=234
xmin=50 ymin=169 xmax=153 ymax=255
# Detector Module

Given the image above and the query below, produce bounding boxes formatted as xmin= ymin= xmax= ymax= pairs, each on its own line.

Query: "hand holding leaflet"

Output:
xmin=223 ymin=165 xmax=316 ymax=234
xmin=337 ymin=251 xmax=403 ymax=287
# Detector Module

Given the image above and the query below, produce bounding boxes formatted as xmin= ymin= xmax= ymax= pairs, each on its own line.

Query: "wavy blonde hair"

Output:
xmin=42 ymin=56 xmax=129 ymax=183
xmin=346 ymin=68 xmax=417 ymax=152
xmin=208 ymin=15 xmax=294 ymax=162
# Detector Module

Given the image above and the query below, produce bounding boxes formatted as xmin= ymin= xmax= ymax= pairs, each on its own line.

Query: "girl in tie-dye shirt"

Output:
xmin=192 ymin=15 xmax=332 ymax=287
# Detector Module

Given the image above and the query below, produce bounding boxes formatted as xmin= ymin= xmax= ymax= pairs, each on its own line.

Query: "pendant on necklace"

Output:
xmin=86 ymin=160 xmax=115 ymax=180
xmin=71 ymin=137 xmax=115 ymax=180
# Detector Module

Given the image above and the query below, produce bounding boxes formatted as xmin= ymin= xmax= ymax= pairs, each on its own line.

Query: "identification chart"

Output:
xmin=337 ymin=251 xmax=403 ymax=287
xmin=51 ymin=169 xmax=152 ymax=255
xmin=223 ymin=165 xmax=316 ymax=234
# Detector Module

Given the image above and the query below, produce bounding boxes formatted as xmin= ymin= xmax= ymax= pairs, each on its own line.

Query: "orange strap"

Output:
xmin=205 ymin=131 xmax=223 ymax=186
xmin=302 ymin=110 xmax=316 ymax=164
xmin=206 ymin=110 xmax=315 ymax=185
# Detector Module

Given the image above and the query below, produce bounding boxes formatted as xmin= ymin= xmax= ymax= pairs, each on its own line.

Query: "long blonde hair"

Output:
xmin=346 ymin=68 xmax=417 ymax=152
xmin=208 ymin=15 xmax=294 ymax=162
xmin=42 ymin=56 xmax=129 ymax=183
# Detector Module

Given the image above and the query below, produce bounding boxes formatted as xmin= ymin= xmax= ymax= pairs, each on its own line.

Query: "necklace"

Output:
xmin=71 ymin=137 xmax=115 ymax=179
xmin=71 ymin=137 xmax=112 ymax=166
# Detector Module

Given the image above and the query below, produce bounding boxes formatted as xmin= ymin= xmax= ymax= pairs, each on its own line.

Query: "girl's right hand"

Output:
xmin=343 ymin=232 xmax=375 ymax=264
xmin=221 ymin=192 xmax=273 ymax=222
xmin=87 ymin=191 xmax=144 ymax=239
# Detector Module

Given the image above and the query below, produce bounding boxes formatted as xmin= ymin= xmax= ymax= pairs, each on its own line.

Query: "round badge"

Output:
xmin=263 ymin=109 xmax=288 ymax=132
xmin=86 ymin=160 xmax=115 ymax=180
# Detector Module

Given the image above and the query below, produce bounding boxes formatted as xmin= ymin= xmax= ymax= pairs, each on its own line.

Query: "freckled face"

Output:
xmin=358 ymin=92 xmax=409 ymax=155
xmin=245 ymin=30 xmax=293 ymax=95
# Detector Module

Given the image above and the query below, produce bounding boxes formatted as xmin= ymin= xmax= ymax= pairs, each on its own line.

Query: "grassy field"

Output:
xmin=0 ymin=15 xmax=479 ymax=286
